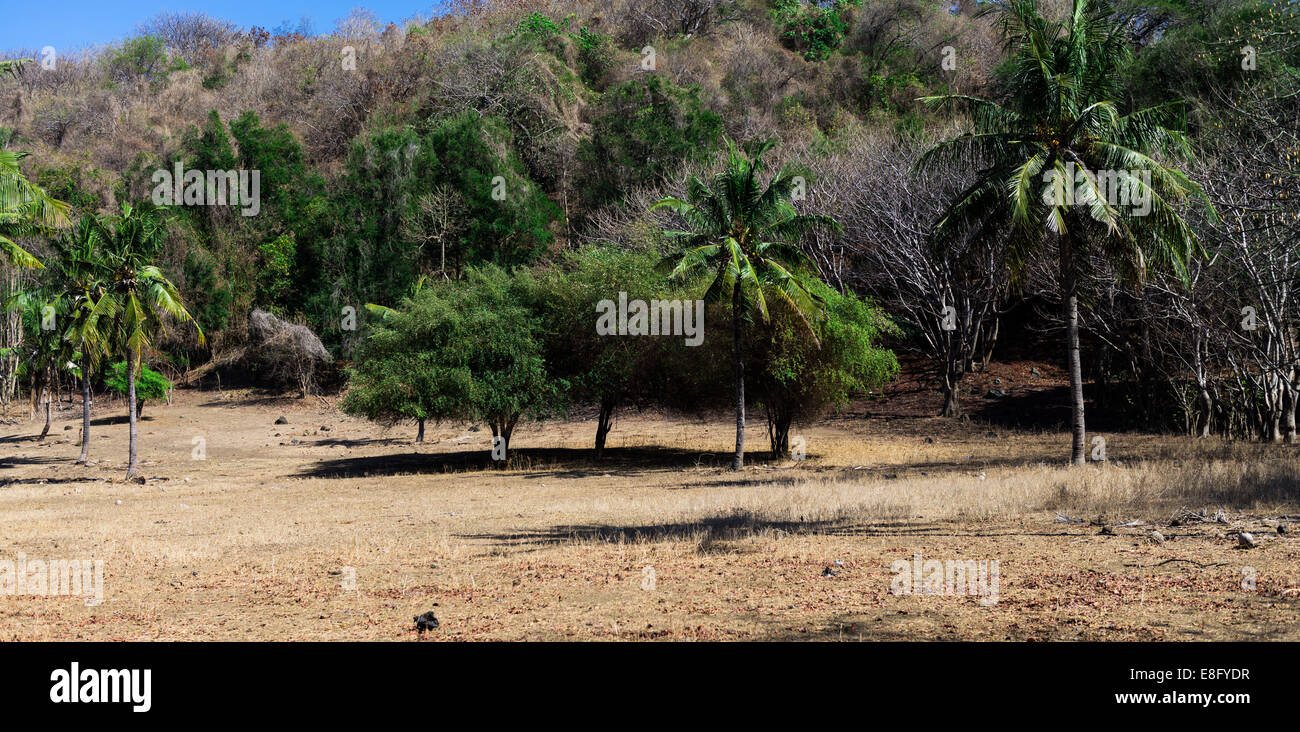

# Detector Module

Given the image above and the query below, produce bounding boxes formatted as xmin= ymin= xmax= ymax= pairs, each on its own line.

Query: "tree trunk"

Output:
xmin=78 ymin=364 xmax=91 ymax=464
xmin=1062 ymin=240 xmax=1086 ymax=466
xmin=940 ymin=364 xmax=962 ymax=418
xmin=126 ymin=350 xmax=140 ymax=480
xmin=595 ymin=397 xmax=616 ymax=457
xmin=731 ymin=280 xmax=745 ymax=471
xmin=767 ymin=405 xmax=792 ymax=458
xmin=416 ymin=418 xmax=425 ymax=443
xmin=39 ymin=389 xmax=51 ymax=440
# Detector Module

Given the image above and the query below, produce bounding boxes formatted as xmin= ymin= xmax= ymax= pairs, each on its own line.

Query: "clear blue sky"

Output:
xmin=3 ymin=1 xmax=449 ymax=53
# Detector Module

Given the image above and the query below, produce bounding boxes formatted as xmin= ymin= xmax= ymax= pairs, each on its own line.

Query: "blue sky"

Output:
xmin=3 ymin=1 xmax=449 ymax=53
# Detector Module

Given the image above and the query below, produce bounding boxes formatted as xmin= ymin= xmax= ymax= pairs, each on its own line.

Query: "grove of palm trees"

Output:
xmin=2 ymin=0 xmax=1299 ymax=659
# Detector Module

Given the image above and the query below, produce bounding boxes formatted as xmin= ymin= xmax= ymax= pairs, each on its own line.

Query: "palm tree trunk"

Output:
xmin=1062 ymin=238 xmax=1086 ymax=466
xmin=39 ymin=387 xmax=51 ymax=439
xmin=732 ymin=280 xmax=745 ymax=471
xmin=126 ymin=350 xmax=140 ymax=480
xmin=78 ymin=363 xmax=91 ymax=464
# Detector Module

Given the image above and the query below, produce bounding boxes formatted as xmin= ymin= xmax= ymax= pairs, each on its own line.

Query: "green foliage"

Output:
xmin=515 ymin=12 xmax=570 ymax=40
xmin=34 ymin=163 xmax=104 ymax=213
xmin=105 ymin=360 xmax=172 ymax=402
xmin=342 ymin=265 xmax=562 ymax=453
xmin=312 ymin=112 xmax=559 ymax=347
xmin=579 ymin=76 xmax=723 ymax=208
xmin=181 ymin=248 xmax=232 ymax=332
xmin=773 ymin=0 xmax=861 ymax=61
xmin=750 ymin=277 xmax=899 ymax=451
xmin=103 ymin=35 xmax=189 ymax=84
xmin=258 ymin=234 xmax=296 ymax=306
xmin=182 ymin=110 xmax=238 ymax=171
xmin=1125 ymin=0 xmax=1300 ymax=114
xmin=526 ymin=245 xmax=694 ymax=417
xmin=573 ymin=26 xmax=614 ymax=87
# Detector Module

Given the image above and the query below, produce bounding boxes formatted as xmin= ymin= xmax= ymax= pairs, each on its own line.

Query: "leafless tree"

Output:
xmin=802 ymin=128 xmax=1008 ymax=416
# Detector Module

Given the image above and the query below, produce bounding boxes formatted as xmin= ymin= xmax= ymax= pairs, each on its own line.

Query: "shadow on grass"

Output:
xmin=462 ymin=514 xmax=1082 ymax=552
xmin=294 ymin=445 xmax=780 ymax=479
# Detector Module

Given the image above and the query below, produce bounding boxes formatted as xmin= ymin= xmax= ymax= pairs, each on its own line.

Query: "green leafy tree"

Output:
xmin=919 ymin=0 xmax=1213 ymax=465
xmin=653 ymin=140 xmax=841 ymax=470
xmin=750 ymin=277 xmax=900 ymax=457
xmin=343 ymin=266 xmax=561 ymax=463
xmin=527 ymin=245 xmax=696 ymax=455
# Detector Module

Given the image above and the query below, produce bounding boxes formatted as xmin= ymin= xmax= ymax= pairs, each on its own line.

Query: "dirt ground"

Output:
xmin=2 ymin=385 xmax=1298 ymax=641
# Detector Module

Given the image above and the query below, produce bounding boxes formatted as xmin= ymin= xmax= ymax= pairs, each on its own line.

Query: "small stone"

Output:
xmin=821 ymin=567 xmax=839 ymax=577
xmin=320 ymin=425 xmax=330 ymax=431
xmin=1278 ymin=523 xmax=1288 ymax=535
xmin=987 ymin=388 xmax=1007 ymax=398
xmin=1030 ymin=367 xmax=1042 ymax=377
xmin=1149 ymin=530 xmax=1165 ymax=545
xmin=274 ymin=416 xmax=288 ymax=425
xmin=114 ymin=500 xmax=123 ymax=505
xmin=1238 ymin=532 xmax=1257 ymax=549
xmin=63 ymin=425 xmax=71 ymax=431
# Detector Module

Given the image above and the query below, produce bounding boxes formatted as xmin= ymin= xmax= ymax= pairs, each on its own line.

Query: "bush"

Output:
xmin=773 ymin=0 xmax=861 ymax=62
xmin=105 ymin=361 xmax=172 ymax=416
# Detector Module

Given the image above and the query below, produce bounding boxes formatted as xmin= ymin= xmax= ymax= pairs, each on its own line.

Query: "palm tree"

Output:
xmin=652 ymin=140 xmax=839 ymax=470
xmin=52 ymin=217 xmax=113 ymax=463
xmin=1 ymin=149 xmax=71 ymax=269
xmin=95 ymin=203 xmax=203 ymax=480
xmin=2 ymin=287 xmax=69 ymax=437
xmin=919 ymin=0 xmax=1213 ymax=465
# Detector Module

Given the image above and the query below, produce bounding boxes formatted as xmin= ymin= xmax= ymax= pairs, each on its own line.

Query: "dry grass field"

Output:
xmin=2 ymin=385 xmax=1299 ymax=641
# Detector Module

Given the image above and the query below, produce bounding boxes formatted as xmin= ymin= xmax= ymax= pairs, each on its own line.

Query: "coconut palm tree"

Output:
xmin=652 ymin=140 xmax=839 ymax=470
xmin=2 ymin=287 xmax=70 ymax=437
xmin=51 ymin=217 xmax=113 ymax=463
xmin=919 ymin=0 xmax=1213 ymax=465
xmin=95 ymin=203 xmax=203 ymax=480
xmin=1 ymin=149 xmax=71 ymax=269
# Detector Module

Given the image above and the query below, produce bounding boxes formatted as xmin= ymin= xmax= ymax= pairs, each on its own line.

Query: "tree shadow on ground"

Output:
xmin=197 ymin=394 xmax=309 ymax=409
xmin=459 ymin=515 xmax=1081 ymax=552
xmin=90 ymin=414 xmax=152 ymax=426
xmin=295 ymin=445 xmax=781 ymax=480
xmin=0 ymin=455 xmax=67 ymax=473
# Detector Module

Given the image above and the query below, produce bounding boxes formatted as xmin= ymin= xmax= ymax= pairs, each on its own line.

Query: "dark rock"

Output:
xmin=987 ymin=388 xmax=1007 ymax=398
xmin=274 ymin=416 xmax=288 ymax=425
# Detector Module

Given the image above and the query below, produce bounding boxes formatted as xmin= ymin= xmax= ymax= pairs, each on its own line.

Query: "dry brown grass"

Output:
xmin=1 ymin=389 xmax=1297 ymax=641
